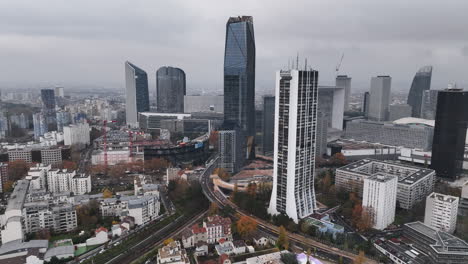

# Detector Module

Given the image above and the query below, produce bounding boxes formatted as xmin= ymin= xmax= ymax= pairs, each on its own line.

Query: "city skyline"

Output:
xmin=1 ymin=1 xmax=467 ymax=93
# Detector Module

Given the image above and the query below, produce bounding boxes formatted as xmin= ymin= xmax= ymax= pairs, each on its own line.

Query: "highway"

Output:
xmin=199 ymin=156 xmax=377 ymax=264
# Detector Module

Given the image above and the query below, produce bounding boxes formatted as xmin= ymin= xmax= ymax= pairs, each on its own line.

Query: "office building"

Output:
xmin=0 ymin=163 xmax=8 ymax=193
xmin=403 ymin=221 xmax=468 ymax=264
xmin=139 ymin=112 xmax=191 ymax=130
xmin=368 ymin=76 xmax=391 ymax=121
xmin=336 ymin=75 xmax=351 ymax=111
xmin=33 ymin=112 xmax=47 ymax=139
xmin=125 ymin=61 xmax=150 ymax=128
xmin=327 ymin=139 xmax=398 ymax=161
xmin=407 ymin=66 xmax=432 ymax=118
xmin=421 ymin=90 xmax=439 ymax=120
xmin=459 ymin=181 xmax=468 ymax=216
xmin=318 ymin=86 xmax=345 ymax=130
xmin=184 ymin=95 xmax=224 ymax=113
xmin=336 ymin=159 xmax=435 ymax=209
xmin=55 ymin=86 xmax=64 ymax=98
xmin=56 ymin=110 xmax=71 ymax=132
xmin=156 ymin=66 xmax=186 ymax=113
xmin=218 ymin=129 xmax=244 ymax=174
xmin=315 ymin=112 xmax=328 ymax=157
xmin=344 ymin=120 xmax=434 ymax=150
xmin=424 ymin=192 xmax=458 ymax=233
xmin=63 ymin=122 xmax=90 ymax=146
xmin=92 ymin=150 xmax=131 ymax=166
xmin=268 ymin=69 xmax=319 ymax=223
xmin=431 ymin=88 xmax=468 ymax=180
xmin=363 ymin=173 xmax=397 ymax=230
xmin=224 ymin=16 xmax=256 ymax=159
xmin=40 ymin=89 xmax=57 ymax=129
xmin=388 ymin=104 xmax=412 ymax=121
xmin=362 ymin=91 xmax=370 ymax=115
xmin=262 ymin=96 xmax=275 ymax=156
xmin=8 ymin=149 xmax=33 ymax=163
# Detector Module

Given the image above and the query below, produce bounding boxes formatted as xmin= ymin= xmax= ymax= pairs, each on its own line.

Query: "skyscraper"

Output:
xmin=336 ymin=75 xmax=352 ymax=111
xmin=125 ymin=61 xmax=149 ymax=128
xmin=268 ymin=69 xmax=319 ymax=223
xmin=407 ymin=66 xmax=432 ymax=118
xmin=431 ymin=88 xmax=468 ymax=180
xmin=421 ymin=90 xmax=439 ymax=120
xmin=363 ymin=174 xmax=397 ymax=230
xmin=262 ymin=96 xmax=275 ymax=156
xmin=156 ymin=66 xmax=186 ymax=113
xmin=362 ymin=91 xmax=370 ymax=116
xmin=224 ymin=16 xmax=256 ymax=159
xmin=41 ymin=89 xmax=57 ymax=130
xmin=368 ymin=76 xmax=391 ymax=121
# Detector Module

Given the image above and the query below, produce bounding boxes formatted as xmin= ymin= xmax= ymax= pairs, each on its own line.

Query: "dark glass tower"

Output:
xmin=156 ymin=66 xmax=186 ymax=113
xmin=262 ymin=96 xmax=275 ymax=156
xmin=224 ymin=16 xmax=256 ymax=159
xmin=407 ymin=66 xmax=432 ymax=117
xmin=125 ymin=61 xmax=149 ymax=127
xmin=431 ymin=89 xmax=468 ymax=180
xmin=41 ymin=89 xmax=57 ymax=130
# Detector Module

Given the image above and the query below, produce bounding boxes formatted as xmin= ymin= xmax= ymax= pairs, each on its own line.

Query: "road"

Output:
xmin=200 ymin=156 xmax=377 ymax=264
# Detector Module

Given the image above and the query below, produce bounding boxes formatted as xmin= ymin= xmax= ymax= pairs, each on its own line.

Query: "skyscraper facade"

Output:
xmin=41 ymin=89 xmax=57 ymax=130
xmin=407 ymin=66 xmax=432 ymax=118
xmin=368 ymin=76 xmax=391 ymax=121
xmin=125 ymin=61 xmax=149 ymax=128
xmin=336 ymin=75 xmax=352 ymax=111
xmin=421 ymin=90 xmax=439 ymax=120
xmin=224 ymin=16 xmax=256 ymax=159
xmin=156 ymin=66 xmax=186 ymax=113
xmin=362 ymin=91 xmax=370 ymax=116
xmin=262 ymin=96 xmax=275 ymax=156
xmin=268 ymin=69 xmax=319 ymax=223
xmin=431 ymin=89 xmax=468 ymax=180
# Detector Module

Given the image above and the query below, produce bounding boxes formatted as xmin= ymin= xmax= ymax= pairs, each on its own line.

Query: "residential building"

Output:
xmin=224 ymin=16 xmax=256 ymax=159
xmin=407 ymin=66 xmax=433 ymax=118
xmin=459 ymin=181 xmax=468 ymax=216
xmin=203 ymin=215 xmax=232 ymax=244
xmin=431 ymin=88 xmax=468 ymax=180
xmin=40 ymin=148 xmax=62 ymax=165
xmin=156 ymin=66 xmax=186 ymax=113
xmin=125 ymin=61 xmax=150 ymax=128
xmin=184 ymin=95 xmax=224 ymax=113
xmin=268 ymin=69 xmax=319 ymax=223
xmin=91 ymin=149 xmax=131 ymax=165
xmin=100 ymin=194 xmax=160 ymax=225
xmin=0 ymin=163 xmax=8 ymax=193
xmin=318 ymin=86 xmax=345 ymax=130
xmin=424 ymin=192 xmax=459 ymax=233
xmin=344 ymin=120 xmax=434 ymax=150
xmin=336 ymin=159 xmax=435 ymax=209
xmin=63 ymin=122 xmax=90 ymax=146
xmin=47 ymin=169 xmax=76 ymax=193
xmin=26 ymin=164 xmax=51 ymax=190
xmin=421 ymin=90 xmax=439 ymax=120
xmin=218 ymin=129 xmax=244 ymax=174
xmin=72 ymin=174 xmax=92 ymax=195
xmin=363 ymin=173 xmax=398 ymax=230
xmin=1 ymin=180 xmax=29 ymax=244
xmin=262 ymin=96 xmax=275 ymax=156
xmin=336 ymin=75 xmax=352 ymax=111
xmin=303 ymin=214 xmax=344 ymax=238
xmin=181 ymin=224 xmax=207 ymax=248
xmin=388 ymin=104 xmax=412 ymax=121
xmin=8 ymin=148 xmax=32 ymax=162
xmin=23 ymin=203 xmax=77 ymax=233
xmin=33 ymin=112 xmax=47 ymax=139
xmin=403 ymin=221 xmax=468 ymax=264
xmin=368 ymin=76 xmax=391 ymax=121
xmin=56 ymin=110 xmax=71 ymax=132
xmin=157 ymin=241 xmax=190 ymax=264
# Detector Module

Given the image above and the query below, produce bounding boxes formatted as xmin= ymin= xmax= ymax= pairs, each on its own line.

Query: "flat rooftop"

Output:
xmin=329 ymin=139 xmax=395 ymax=150
xmin=7 ymin=180 xmax=30 ymax=211
xmin=367 ymin=173 xmax=396 ymax=183
xmin=428 ymin=192 xmax=458 ymax=203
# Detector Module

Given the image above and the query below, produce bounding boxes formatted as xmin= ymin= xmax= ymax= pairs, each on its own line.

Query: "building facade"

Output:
xmin=407 ymin=66 xmax=432 ymax=118
xmin=362 ymin=91 xmax=370 ymax=116
xmin=336 ymin=75 xmax=351 ymax=111
xmin=184 ymin=95 xmax=224 ymax=113
xmin=317 ymin=86 xmax=345 ymax=130
xmin=125 ymin=61 xmax=150 ymax=128
xmin=262 ymin=96 xmax=275 ymax=156
xmin=63 ymin=122 xmax=90 ymax=146
xmin=421 ymin=90 xmax=439 ymax=120
xmin=218 ymin=129 xmax=244 ymax=174
xmin=40 ymin=89 xmax=57 ymax=130
xmin=424 ymin=192 xmax=459 ymax=233
xmin=224 ymin=16 xmax=256 ymax=159
xmin=363 ymin=174 xmax=397 ymax=230
xmin=459 ymin=181 xmax=468 ymax=216
xmin=388 ymin=104 xmax=412 ymax=121
xmin=156 ymin=66 xmax=186 ymax=113
xmin=368 ymin=76 xmax=391 ymax=121
xmin=0 ymin=163 xmax=8 ymax=193
xmin=268 ymin=69 xmax=319 ymax=223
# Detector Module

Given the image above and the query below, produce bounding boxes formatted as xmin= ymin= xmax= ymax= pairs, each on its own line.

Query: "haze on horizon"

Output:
xmin=1 ymin=0 xmax=467 ymax=93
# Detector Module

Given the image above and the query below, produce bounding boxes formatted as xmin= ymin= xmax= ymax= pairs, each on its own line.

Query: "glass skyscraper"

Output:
xmin=156 ymin=66 xmax=186 ymax=113
xmin=407 ymin=66 xmax=432 ymax=117
xmin=41 ymin=89 xmax=57 ymax=131
xmin=125 ymin=61 xmax=149 ymax=128
xmin=223 ymin=16 xmax=256 ymax=159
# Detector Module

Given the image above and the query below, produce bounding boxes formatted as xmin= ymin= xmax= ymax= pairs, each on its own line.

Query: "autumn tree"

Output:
xmin=356 ymin=207 xmax=374 ymax=232
xmin=351 ymin=204 xmax=363 ymax=228
xmin=3 ymin=181 xmax=14 ymax=193
xmin=108 ymin=164 xmax=126 ymax=178
xmin=276 ymin=226 xmax=289 ymax=250
xmin=330 ymin=153 xmax=347 ymax=166
xmin=208 ymin=202 xmax=219 ymax=216
xmin=163 ymin=238 xmax=174 ymax=245
xmin=36 ymin=229 xmax=51 ymax=240
xmin=353 ymin=251 xmax=366 ymax=264
xmin=61 ymin=160 xmax=78 ymax=171
xmin=76 ymin=201 xmax=99 ymax=229
xmin=103 ymin=188 xmax=113 ymax=198
xmin=236 ymin=215 xmax=258 ymax=239
xmin=91 ymin=165 xmax=106 ymax=175
xmin=8 ymin=160 xmax=30 ymax=181
xmin=144 ymin=158 xmax=170 ymax=172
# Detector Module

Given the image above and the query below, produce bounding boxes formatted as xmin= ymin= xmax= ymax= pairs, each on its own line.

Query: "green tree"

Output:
xmin=280 ymin=252 xmax=298 ymax=264
xmin=276 ymin=226 xmax=289 ymax=249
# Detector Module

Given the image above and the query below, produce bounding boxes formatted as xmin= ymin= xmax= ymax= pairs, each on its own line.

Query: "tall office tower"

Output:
xmin=407 ymin=66 xmax=432 ymax=118
xmin=431 ymin=88 xmax=468 ymax=180
xmin=424 ymin=192 xmax=459 ymax=233
xmin=388 ymin=104 xmax=412 ymax=121
xmin=336 ymin=75 xmax=352 ymax=111
xmin=362 ymin=174 xmax=397 ymax=230
xmin=421 ymin=90 xmax=439 ymax=120
xmin=56 ymin=110 xmax=71 ymax=132
xmin=318 ymin=86 xmax=345 ymax=130
xmin=33 ymin=112 xmax=47 ymax=139
xmin=125 ymin=61 xmax=150 ymax=128
xmin=315 ymin=112 xmax=328 ymax=157
xmin=224 ymin=16 xmax=256 ymax=159
xmin=262 ymin=96 xmax=275 ymax=156
xmin=41 ymin=89 xmax=57 ymax=130
xmin=268 ymin=69 xmax=319 ymax=223
xmin=218 ymin=128 xmax=245 ymax=174
xmin=362 ymin=91 xmax=370 ymax=116
xmin=368 ymin=76 xmax=391 ymax=121
xmin=156 ymin=66 xmax=186 ymax=113
xmin=55 ymin=86 xmax=65 ymax=98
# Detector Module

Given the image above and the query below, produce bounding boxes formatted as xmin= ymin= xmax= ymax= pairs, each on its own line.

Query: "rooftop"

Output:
xmin=0 ymin=240 xmax=48 ymax=256
xmin=367 ymin=173 xmax=397 ymax=183
xmin=405 ymin=222 xmax=468 ymax=254
xmin=7 ymin=180 xmax=30 ymax=212
xmin=428 ymin=192 xmax=459 ymax=203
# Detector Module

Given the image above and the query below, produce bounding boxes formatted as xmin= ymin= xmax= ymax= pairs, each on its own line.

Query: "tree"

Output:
xmin=353 ymin=251 xmax=366 ymax=264
xmin=3 ymin=181 xmax=14 ymax=193
xmin=276 ymin=226 xmax=289 ymax=249
xmin=61 ymin=160 xmax=77 ymax=171
xmin=103 ymin=188 xmax=113 ymax=198
xmin=330 ymin=153 xmax=347 ymax=165
xmin=144 ymin=158 xmax=170 ymax=172
xmin=280 ymin=252 xmax=298 ymax=264
xmin=351 ymin=204 xmax=363 ymax=228
xmin=236 ymin=215 xmax=258 ymax=239
xmin=163 ymin=238 xmax=174 ymax=246
xmin=357 ymin=207 xmax=374 ymax=232
xmin=8 ymin=160 xmax=30 ymax=181
xmin=247 ymin=183 xmax=257 ymax=197
xmin=208 ymin=202 xmax=219 ymax=216
xmin=36 ymin=228 xmax=51 ymax=240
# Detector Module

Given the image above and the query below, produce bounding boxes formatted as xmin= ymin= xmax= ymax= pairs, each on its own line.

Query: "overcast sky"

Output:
xmin=1 ymin=0 xmax=467 ymax=94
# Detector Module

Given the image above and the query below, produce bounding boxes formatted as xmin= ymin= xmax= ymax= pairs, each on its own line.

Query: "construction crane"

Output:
xmin=101 ymin=119 xmax=116 ymax=171
xmin=335 ymin=53 xmax=345 ymax=77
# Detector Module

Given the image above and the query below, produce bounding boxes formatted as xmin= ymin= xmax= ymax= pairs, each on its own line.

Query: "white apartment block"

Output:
xmin=63 ymin=122 xmax=90 ymax=146
xmin=363 ymin=173 xmax=398 ymax=230
xmin=72 ymin=174 xmax=92 ymax=195
xmin=91 ymin=149 xmax=131 ymax=166
xmin=268 ymin=69 xmax=319 ymax=223
xmin=336 ymin=159 xmax=435 ymax=209
xmin=26 ymin=164 xmax=51 ymax=190
xmin=23 ymin=203 xmax=77 ymax=234
xmin=424 ymin=192 xmax=459 ymax=233
xmin=40 ymin=148 xmax=62 ymax=165
xmin=100 ymin=194 xmax=160 ymax=226
xmin=47 ymin=169 xmax=91 ymax=195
